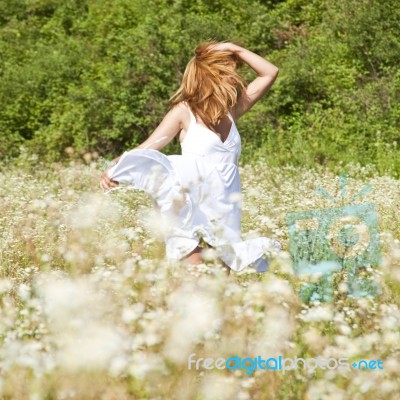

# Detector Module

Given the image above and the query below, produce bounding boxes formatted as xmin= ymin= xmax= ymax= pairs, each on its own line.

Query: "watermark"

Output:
xmin=286 ymin=173 xmax=382 ymax=302
xmin=188 ymin=354 xmax=384 ymax=375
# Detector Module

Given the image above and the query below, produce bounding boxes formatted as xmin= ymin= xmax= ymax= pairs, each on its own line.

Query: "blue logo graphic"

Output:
xmin=286 ymin=173 xmax=382 ymax=302
xmin=352 ymin=359 xmax=383 ymax=370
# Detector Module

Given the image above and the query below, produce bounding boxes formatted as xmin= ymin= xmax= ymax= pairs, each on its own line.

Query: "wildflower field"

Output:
xmin=1 ymin=154 xmax=399 ymax=400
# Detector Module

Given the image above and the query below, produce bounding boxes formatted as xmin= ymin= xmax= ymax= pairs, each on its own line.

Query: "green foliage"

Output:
xmin=0 ymin=0 xmax=399 ymax=176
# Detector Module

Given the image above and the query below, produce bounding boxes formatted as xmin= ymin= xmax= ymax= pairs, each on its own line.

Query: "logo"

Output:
xmin=188 ymin=354 xmax=384 ymax=374
xmin=286 ymin=173 xmax=382 ymax=302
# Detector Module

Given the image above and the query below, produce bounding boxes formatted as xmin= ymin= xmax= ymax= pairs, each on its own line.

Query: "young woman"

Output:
xmin=100 ymin=40 xmax=281 ymax=273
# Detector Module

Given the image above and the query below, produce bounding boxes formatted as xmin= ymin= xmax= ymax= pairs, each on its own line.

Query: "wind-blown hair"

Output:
xmin=169 ymin=40 xmax=248 ymax=131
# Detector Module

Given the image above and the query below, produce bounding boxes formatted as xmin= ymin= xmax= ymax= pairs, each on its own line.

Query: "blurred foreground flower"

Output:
xmin=34 ymin=271 xmax=130 ymax=373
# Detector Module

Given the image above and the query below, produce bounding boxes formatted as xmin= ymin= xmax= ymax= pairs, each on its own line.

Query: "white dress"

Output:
xmin=106 ymin=102 xmax=281 ymax=272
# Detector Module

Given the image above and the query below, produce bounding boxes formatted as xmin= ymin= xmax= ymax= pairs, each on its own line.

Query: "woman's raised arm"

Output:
xmin=212 ymin=42 xmax=279 ymax=120
xmin=231 ymin=44 xmax=279 ymax=119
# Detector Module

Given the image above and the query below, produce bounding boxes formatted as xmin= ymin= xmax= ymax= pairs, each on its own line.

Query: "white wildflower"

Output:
xmin=302 ymin=305 xmax=333 ymax=322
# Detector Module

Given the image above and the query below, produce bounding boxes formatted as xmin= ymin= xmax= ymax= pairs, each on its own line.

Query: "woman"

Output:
xmin=100 ymin=40 xmax=281 ymax=273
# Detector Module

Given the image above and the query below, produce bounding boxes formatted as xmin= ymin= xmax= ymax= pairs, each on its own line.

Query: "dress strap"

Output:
xmin=183 ymin=101 xmax=196 ymax=124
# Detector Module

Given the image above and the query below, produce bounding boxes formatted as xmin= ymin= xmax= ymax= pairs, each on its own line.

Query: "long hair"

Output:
xmin=168 ymin=40 xmax=248 ymax=131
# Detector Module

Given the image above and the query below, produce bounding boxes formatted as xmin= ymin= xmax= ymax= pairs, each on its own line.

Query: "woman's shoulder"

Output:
xmin=175 ymin=100 xmax=189 ymax=110
xmin=168 ymin=101 xmax=191 ymax=129
xmin=168 ymin=101 xmax=189 ymax=115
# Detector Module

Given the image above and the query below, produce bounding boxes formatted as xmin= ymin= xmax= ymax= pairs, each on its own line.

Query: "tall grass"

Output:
xmin=0 ymin=154 xmax=399 ymax=399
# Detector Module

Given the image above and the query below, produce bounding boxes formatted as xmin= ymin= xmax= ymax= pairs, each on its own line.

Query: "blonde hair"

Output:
xmin=168 ymin=39 xmax=248 ymax=131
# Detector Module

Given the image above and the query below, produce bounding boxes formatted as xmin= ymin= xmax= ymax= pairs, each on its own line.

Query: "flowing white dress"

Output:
xmin=106 ymin=103 xmax=281 ymax=272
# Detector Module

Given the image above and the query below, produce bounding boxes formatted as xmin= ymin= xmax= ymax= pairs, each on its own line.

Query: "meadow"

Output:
xmin=1 ymin=0 xmax=400 ymax=398
xmin=0 ymin=153 xmax=399 ymax=399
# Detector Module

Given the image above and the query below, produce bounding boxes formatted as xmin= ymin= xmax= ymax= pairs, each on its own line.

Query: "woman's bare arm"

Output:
xmin=133 ymin=103 xmax=186 ymax=151
xmin=213 ymin=42 xmax=279 ymax=120
xmin=115 ymin=103 xmax=186 ymax=159
xmin=100 ymin=103 xmax=186 ymax=190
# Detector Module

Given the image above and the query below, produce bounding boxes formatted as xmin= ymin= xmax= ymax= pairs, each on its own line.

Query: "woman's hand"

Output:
xmin=100 ymin=167 xmax=119 ymax=191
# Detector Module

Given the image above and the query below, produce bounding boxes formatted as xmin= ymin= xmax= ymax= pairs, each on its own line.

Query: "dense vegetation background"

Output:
xmin=0 ymin=0 xmax=399 ymax=176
